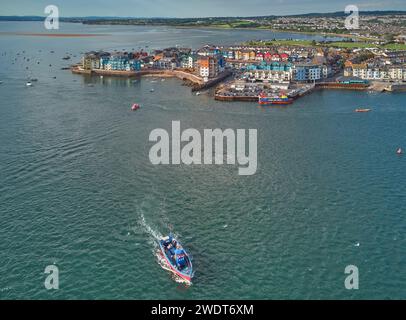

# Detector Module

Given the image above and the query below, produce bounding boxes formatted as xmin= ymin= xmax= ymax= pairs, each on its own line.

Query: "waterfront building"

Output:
xmin=99 ymin=53 xmax=141 ymax=71
xmin=271 ymin=54 xmax=281 ymax=62
xmin=264 ymin=52 xmax=272 ymax=61
xmin=245 ymin=61 xmax=293 ymax=82
xmin=153 ymin=57 xmax=178 ymax=70
xmin=256 ymin=52 xmax=264 ymax=61
xmin=388 ymin=66 xmax=406 ymax=81
xmin=197 ymin=45 xmax=221 ymax=57
xmin=280 ymin=53 xmax=289 ymax=61
xmin=348 ymin=63 xmax=406 ymax=81
xmin=103 ymin=54 xmax=127 ymax=71
xmin=82 ymin=51 xmax=110 ymax=70
xmin=226 ymin=50 xmax=235 ymax=60
xmin=292 ymin=64 xmax=322 ymax=82
xmin=83 ymin=54 xmax=100 ymax=70
xmin=197 ymin=55 xmax=223 ymax=81
xmin=181 ymin=55 xmax=197 ymax=69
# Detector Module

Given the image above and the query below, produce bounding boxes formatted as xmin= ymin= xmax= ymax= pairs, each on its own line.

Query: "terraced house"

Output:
xmin=245 ymin=61 xmax=293 ymax=82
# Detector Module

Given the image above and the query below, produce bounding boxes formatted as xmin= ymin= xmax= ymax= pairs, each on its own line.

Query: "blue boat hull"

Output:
xmin=158 ymin=237 xmax=193 ymax=283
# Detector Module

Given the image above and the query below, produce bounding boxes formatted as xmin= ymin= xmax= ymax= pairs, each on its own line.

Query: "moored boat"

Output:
xmin=355 ymin=108 xmax=371 ymax=113
xmin=158 ymin=235 xmax=193 ymax=283
xmin=258 ymin=92 xmax=293 ymax=105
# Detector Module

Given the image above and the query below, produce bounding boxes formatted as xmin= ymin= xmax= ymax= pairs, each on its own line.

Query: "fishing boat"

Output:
xmin=258 ymin=92 xmax=293 ymax=105
xmin=131 ymin=103 xmax=140 ymax=111
xmin=158 ymin=235 xmax=193 ymax=283
xmin=355 ymin=108 xmax=371 ymax=113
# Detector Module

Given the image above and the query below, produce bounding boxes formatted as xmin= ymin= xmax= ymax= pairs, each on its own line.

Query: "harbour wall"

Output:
xmin=71 ymin=66 xmax=231 ymax=88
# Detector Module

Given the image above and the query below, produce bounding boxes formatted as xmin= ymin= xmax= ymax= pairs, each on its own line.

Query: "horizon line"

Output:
xmin=1 ymin=9 xmax=406 ymax=20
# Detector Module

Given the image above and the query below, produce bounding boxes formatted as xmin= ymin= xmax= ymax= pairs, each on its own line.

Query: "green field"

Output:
xmin=245 ymin=40 xmax=314 ymax=47
xmin=326 ymin=42 xmax=375 ymax=48
xmin=244 ymin=39 xmax=406 ymax=51
xmin=382 ymin=43 xmax=406 ymax=50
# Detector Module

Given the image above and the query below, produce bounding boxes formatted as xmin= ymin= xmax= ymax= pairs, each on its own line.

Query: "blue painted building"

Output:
xmin=246 ymin=61 xmax=292 ymax=72
xmin=100 ymin=54 xmax=142 ymax=71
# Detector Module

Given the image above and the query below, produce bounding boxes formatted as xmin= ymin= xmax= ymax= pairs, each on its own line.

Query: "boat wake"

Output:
xmin=139 ymin=213 xmax=162 ymax=242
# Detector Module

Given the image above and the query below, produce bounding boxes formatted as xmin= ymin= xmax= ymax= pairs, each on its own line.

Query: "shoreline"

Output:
xmin=71 ymin=66 xmax=405 ymax=103
xmin=71 ymin=66 xmax=232 ymax=90
xmin=158 ymin=25 xmax=375 ymax=41
xmin=0 ymin=32 xmax=109 ymax=37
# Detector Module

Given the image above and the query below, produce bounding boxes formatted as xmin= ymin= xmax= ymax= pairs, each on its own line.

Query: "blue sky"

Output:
xmin=2 ymin=0 xmax=406 ymax=17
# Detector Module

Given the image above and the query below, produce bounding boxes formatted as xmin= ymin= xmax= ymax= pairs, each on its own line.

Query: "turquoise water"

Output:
xmin=0 ymin=22 xmax=405 ymax=299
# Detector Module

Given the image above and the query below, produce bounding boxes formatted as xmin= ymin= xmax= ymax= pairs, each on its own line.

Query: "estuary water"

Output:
xmin=0 ymin=22 xmax=405 ymax=299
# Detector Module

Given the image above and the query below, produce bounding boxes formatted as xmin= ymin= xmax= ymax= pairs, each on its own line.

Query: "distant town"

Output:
xmin=2 ymin=10 xmax=406 ymax=43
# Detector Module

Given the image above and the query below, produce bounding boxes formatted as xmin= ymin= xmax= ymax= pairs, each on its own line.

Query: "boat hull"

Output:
xmin=258 ymin=95 xmax=293 ymax=105
xmin=158 ymin=239 xmax=193 ymax=283
xmin=259 ymin=100 xmax=293 ymax=105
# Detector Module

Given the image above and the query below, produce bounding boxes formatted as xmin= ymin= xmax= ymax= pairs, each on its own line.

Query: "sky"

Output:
xmin=2 ymin=0 xmax=406 ymax=18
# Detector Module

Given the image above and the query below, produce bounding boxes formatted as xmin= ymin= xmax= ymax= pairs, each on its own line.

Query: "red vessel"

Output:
xmin=131 ymin=103 xmax=140 ymax=111
xmin=258 ymin=92 xmax=293 ymax=105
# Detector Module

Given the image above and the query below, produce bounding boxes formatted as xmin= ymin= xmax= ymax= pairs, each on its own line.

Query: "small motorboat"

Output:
xmin=158 ymin=235 xmax=193 ymax=284
xmin=195 ymin=92 xmax=201 ymax=96
xmin=397 ymin=148 xmax=403 ymax=155
xmin=131 ymin=103 xmax=140 ymax=111
xmin=150 ymin=88 xmax=155 ymax=92
xmin=355 ymin=108 xmax=371 ymax=113
xmin=26 ymin=81 xmax=32 ymax=87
